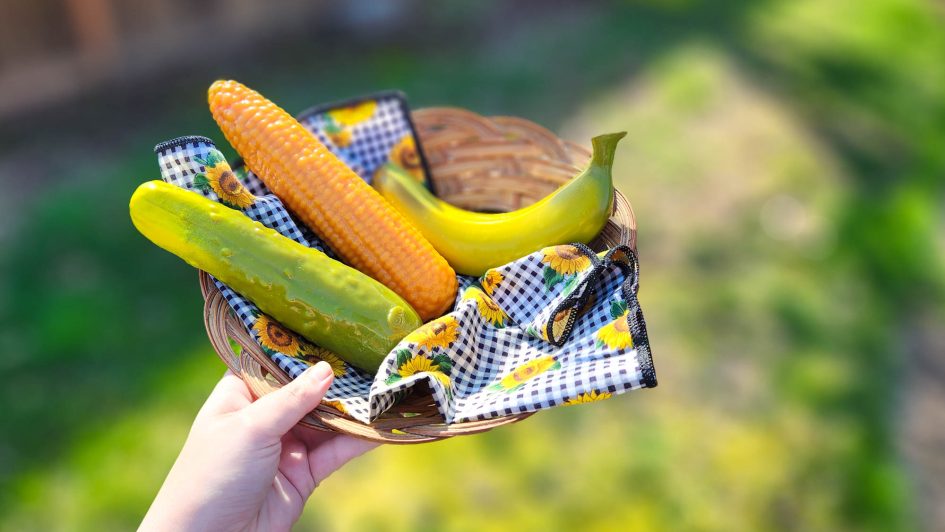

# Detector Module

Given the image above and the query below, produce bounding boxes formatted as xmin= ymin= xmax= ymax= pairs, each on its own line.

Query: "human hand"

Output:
xmin=140 ymin=362 xmax=378 ymax=532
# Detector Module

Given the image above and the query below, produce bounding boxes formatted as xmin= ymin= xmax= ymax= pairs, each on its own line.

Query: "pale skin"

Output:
xmin=139 ymin=362 xmax=378 ymax=531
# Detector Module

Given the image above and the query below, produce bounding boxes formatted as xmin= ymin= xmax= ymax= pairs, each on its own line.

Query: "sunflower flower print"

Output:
xmin=299 ymin=343 xmax=347 ymax=377
xmin=596 ymin=299 xmax=633 ymax=350
xmin=489 ymin=356 xmax=561 ymax=392
xmin=324 ymin=123 xmax=353 ymax=148
xmin=387 ymin=135 xmax=425 ymax=182
xmin=328 ymin=100 xmax=378 ymax=126
xmin=544 ymin=308 xmax=573 ymax=343
xmin=463 ymin=287 xmax=508 ymax=327
xmin=323 ymin=100 xmax=377 ymax=148
xmin=403 ymin=315 xmax=459 ymax=351
xmin=385 ymin=349 xmax=452 ymax=390
xmin=193 ymin=149 xmax=256 ymax=209
xmin=480 ymin=269 xmax=504 ymax=295
xmin=543 ymin=245 xmax=591 ymax=275
xmin=541 ymin=245 xmax=591 ymax=291
xmin=564 ymin=390 xmax=613 ymax=406
xmin=252 ymin=314 xmax=300 ymax=356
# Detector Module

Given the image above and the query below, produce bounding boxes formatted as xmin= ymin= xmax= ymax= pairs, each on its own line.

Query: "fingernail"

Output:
xmin=308 ymin=361 xmax=333 ymax=382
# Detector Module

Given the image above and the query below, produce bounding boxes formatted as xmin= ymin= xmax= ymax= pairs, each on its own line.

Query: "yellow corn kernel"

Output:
xmin=208 ymin=80 xmax=456 ymax=320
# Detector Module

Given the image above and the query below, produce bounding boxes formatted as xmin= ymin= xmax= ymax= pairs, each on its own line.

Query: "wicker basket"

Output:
xmin=199 ymin=108 xmax=637 ymax=443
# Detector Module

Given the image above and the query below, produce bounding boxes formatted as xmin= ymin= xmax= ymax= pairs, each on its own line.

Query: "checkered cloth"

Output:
xmin=151 ymin=93 xmax=655 ymax=424
xmin=297 ymin=91 xmax=432 ymax=186
xmin=155 ymin=136 xmax=374 ymax=420
xmin=232 ymin=91 xmax=433 ymax=196
xmin=370 ymin=244 xmax=654 ymax=422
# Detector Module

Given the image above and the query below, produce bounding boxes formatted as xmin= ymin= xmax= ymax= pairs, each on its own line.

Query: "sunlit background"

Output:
xmin=1 ymin=0 xmax=944 ymax=530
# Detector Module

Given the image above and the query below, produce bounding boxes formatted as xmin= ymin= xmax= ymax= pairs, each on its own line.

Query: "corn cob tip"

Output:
xmin=207 ymin=79 xmax=242 ymax=107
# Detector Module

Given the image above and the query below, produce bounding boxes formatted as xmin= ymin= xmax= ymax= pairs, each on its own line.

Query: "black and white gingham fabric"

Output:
xmin=297 ymin=92 xmax=422 ymax=184
xmin=155 ymin=136 xmax=224 ymax=201
xmin=152 ymin=94 xmax=655 ymax=425
xmin=369 ymin=244 xmax=655 ymax=423
xmin=155 ymin=137 xmax=374 ymax=420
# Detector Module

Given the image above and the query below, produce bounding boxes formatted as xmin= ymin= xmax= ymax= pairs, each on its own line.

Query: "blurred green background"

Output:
xmin=1 ymin=0 xmax=944 ymax=530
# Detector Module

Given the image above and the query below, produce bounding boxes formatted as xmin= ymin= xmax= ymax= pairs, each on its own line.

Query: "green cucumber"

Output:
xmin=130 ymin=180 xmax=421 ymax=373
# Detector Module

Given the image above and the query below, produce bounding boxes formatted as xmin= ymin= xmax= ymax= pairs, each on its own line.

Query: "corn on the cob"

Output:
xmin=208 ymin=80 xmax=456 ymax=320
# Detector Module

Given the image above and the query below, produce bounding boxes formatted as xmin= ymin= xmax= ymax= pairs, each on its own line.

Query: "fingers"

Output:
xmin=243 ymin=362 xmax=334 ymax=440
xmin=309 ymin=434 xmax=380 ymax=484
xmin=278 ymin=433 xmax=319 ymax=496
xmin=196 ymin=370 xmax=253 ymax=419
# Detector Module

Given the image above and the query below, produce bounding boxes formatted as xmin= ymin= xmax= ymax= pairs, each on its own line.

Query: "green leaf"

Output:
xmin=432 ymin=354 xmax=452 ymax=374
xmin=562 ymin=275 xmax=580 ymax=296
xmin=543 ymin=267 xmax=563 ymax=291
xmin=204 ymin=149 xmax=223 ymax=167
xmin=395 ymin=349 xmax=412 ymax=369
xmin=610 ymin=299 xmax=628 ymax=319
xmin=385 ymin=374 xmax=402 ymax=386
xmin=193 ymin=173 xmax=211 ymax=192
xmin=193 ymin=155 xmax=207 ymax=166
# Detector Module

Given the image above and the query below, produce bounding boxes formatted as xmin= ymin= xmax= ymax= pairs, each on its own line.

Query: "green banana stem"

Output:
xmin=590 ymin=132 xmax=627 ymax=168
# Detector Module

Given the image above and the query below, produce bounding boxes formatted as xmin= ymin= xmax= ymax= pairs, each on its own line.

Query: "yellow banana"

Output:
xmin=374 ymin=132 xmax=626 ymax=276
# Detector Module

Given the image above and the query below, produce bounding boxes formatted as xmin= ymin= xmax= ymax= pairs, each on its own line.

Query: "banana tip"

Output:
xmin=590 ymin=132 xmax=626 ymax=167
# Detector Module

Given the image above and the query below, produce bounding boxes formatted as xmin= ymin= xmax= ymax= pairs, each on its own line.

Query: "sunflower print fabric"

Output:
xmin=323 ymin=100 xmax=376 ymax=148
xmin=385 ymin=349 xmax=453 ymax=391
xmin=371 ymin=242 xmax=655 ymax=423
xmin=192 ymin=148 xmax=256 ymax=209
xmin=404 ymin=315 xmax=460 ymax=351
xmin=252 ymin=314 xmax=299 ymax=355
xmin=384 ymin=134 xmax=425 ymax=182
xmin=156 ymin=136 xmax=373 ymax=420
xmin=155 ymin=96 xmax=655 ymax=425
xmin=300 ymin=345 xmax=348 ymax=378
xmin=296 ymin=91 xmax=434 ymax=190
xmin=596 ymin=301 xmax=634 ymax=350
xmin=489 ymin=356 xmax=561 ymax=392
xmin=481 ymin=269 xmax=503 ymax=295
xmin=542 ymin=244 xmax=592 ymax=292
xmin=463 ymin=287 xmax=508 ymax=328
xmin=564 ymin=390 xmax=613 ymax=406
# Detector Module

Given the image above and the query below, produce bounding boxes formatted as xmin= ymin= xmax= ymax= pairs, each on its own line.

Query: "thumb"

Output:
xmin=243 ymin=361 xmax=334 ymax=440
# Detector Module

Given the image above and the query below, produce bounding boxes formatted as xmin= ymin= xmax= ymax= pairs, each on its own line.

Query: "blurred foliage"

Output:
xmin=1 ymin=0 xmax=944 ymax=530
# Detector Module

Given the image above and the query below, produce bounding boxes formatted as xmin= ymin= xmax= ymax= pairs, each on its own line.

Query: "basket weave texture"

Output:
xmin=200 ymin=108 xmax=637 ymax=443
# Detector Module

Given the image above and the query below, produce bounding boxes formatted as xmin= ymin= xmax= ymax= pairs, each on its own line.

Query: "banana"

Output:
xmin=374 ymin=132 xmax=626 ymax=276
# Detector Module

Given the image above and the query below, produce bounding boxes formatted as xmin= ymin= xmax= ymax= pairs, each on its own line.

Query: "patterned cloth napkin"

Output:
xmin=153 ymin=95 xmax=655 ymax=424
xmin=296 ymin=91 xmax=433 ymax=189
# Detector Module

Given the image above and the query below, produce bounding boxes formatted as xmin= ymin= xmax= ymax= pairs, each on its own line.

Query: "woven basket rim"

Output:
xmin=200 ymin=107 xmax=637 ymax=444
